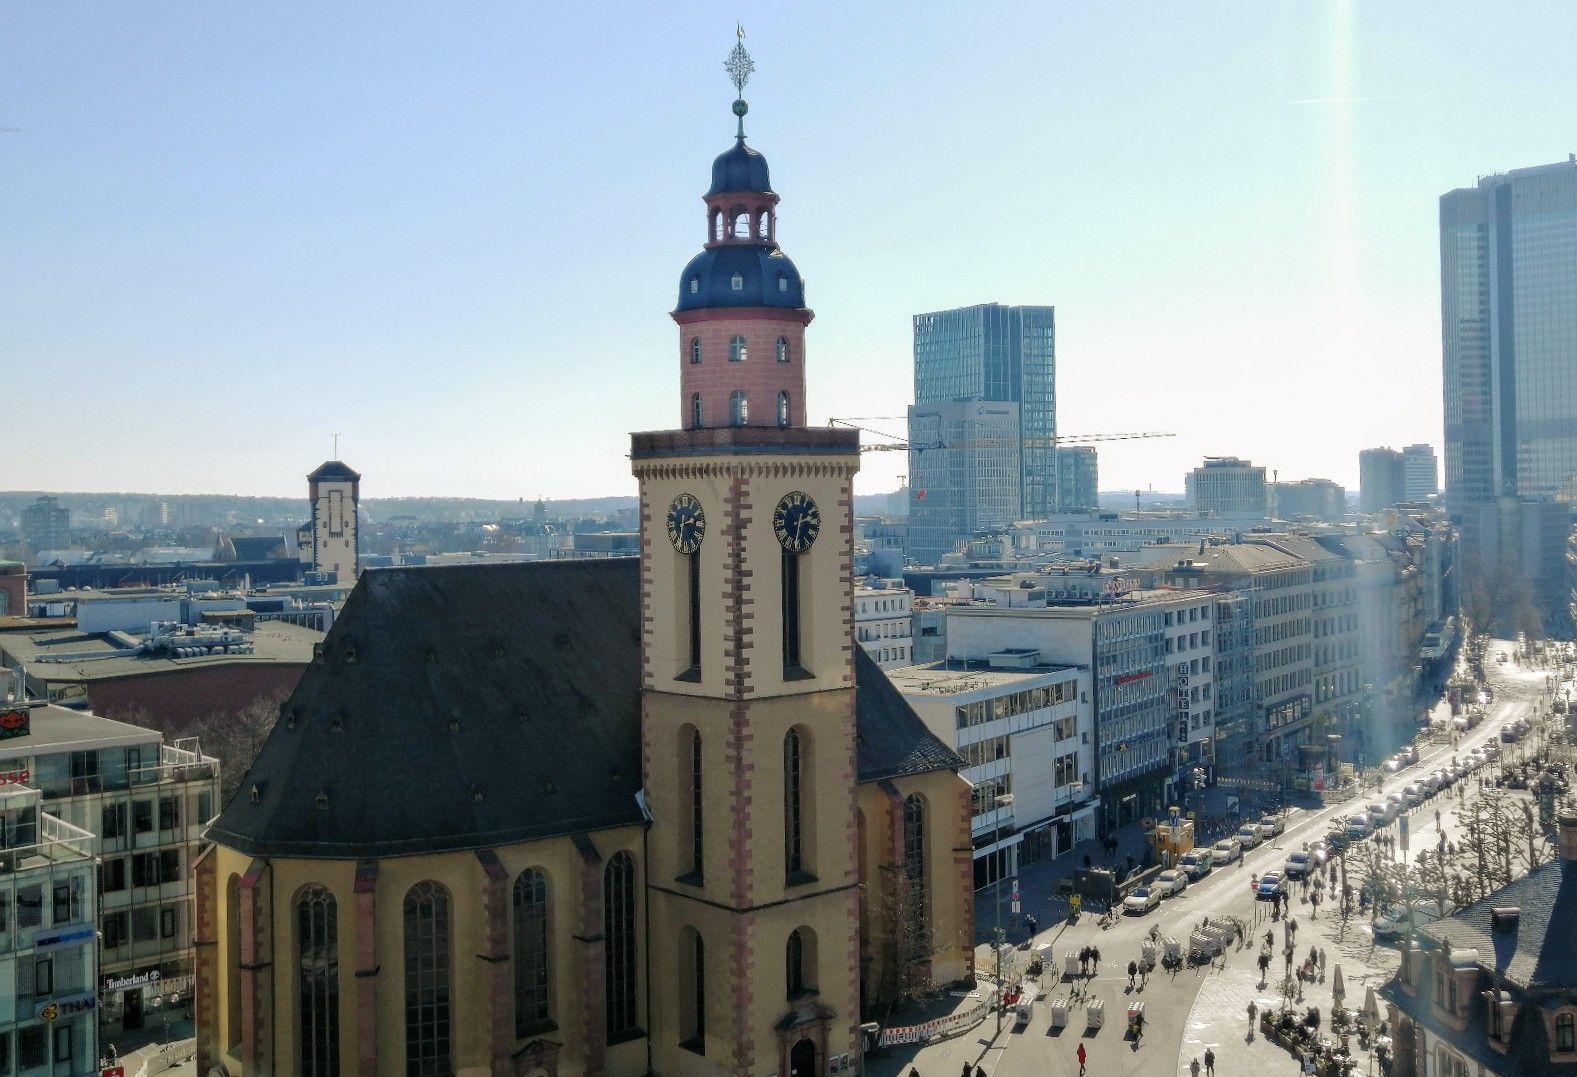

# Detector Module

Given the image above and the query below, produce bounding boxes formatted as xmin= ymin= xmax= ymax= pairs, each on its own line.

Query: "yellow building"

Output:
xmin=195 ymin=43 xmax=972 ymax=1077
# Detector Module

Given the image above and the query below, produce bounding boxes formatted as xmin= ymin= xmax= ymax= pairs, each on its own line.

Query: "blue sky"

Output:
xmin=4 ymin=2 xmax=1575 ymax=501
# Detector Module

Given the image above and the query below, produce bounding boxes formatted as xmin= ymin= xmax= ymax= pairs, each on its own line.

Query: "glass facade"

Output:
xmin=905 ymin=401 xmax=1021 ymax=564
xmin=908 ymin=303 xmax=1056 ymax=561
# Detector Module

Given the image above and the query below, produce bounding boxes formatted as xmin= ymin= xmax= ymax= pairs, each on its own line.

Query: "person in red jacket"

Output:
xmin=1077 ymin=1042 xmax=1087 ymax=1075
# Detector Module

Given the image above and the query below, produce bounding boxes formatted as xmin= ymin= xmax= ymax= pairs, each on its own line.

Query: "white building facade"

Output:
xmin=854 ymin=583 xmax=914 ymax=669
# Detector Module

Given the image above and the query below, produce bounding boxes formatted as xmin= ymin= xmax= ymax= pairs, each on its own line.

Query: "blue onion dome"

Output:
xmin=708 ymin=137 xmax=773 ymax=196
xmin=676 ymin=245 xmax=804 ymax=312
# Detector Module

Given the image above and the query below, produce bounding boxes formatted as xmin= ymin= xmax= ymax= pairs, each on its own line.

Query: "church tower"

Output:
xmin=634 ymin=37 xmax=862 ymax=1077
xmin=307 ymin=459 xmax=360 ymax=583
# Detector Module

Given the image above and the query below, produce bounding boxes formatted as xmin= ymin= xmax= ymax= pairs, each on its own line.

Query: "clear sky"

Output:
xmin=4 ymin=2 xmax=1575 ymax=502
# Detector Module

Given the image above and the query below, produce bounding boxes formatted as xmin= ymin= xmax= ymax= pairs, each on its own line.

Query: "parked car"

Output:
xmin=1401 ymin=783 xmax=1424 ymax=805
xmin=1235 ymin=825 xmax=1264 ymax=850
xmin=1211 ymin=839 xmax=1242 ymax=865
xmin=1346 ymin=814 xmax=1373 ymax=838
xmin=1386 ymin=793 xmax=1407 ymax=817
xmin=1283 ymin=851 xmax=1312 ymax=880
xmin=1180 ymin=849 xmax=1214 ymax=879
xmin=1367 ymin=801 xmax=1395 ymax=826
xmin=1383 ymin=758 xmax=1404 ymax=774
xmin=1306 ymin=840 xmax=1329 ymax=867
xmin=1373 ymin=901 xmax=1444 ymax=940
xmin=1398 ymin=745 xmax=1420 ymax=765
xmin=1123 ymin=886 xmax=1161 ymax=915
xmin=1256 ymin=872 xmax=1285 ymax=900
xmin=1256 ymin=821 xmax=1279 ymax=842
xmin=1155 ymin=869 xmax=1188 ymax=897
xmin=1260 ymin=813 xmax=1286 ymax=836
xmin=1325 ymin=829 xmax=1350 ymax=852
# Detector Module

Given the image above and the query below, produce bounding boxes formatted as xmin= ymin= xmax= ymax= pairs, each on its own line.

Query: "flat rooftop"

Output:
xmin=886 ymin=659 xmax=1081 ymax=696
xmin=0 ymin=619 xmax=321 ymax=681
xmin=0 ymin=703 xmax=162 ymax=755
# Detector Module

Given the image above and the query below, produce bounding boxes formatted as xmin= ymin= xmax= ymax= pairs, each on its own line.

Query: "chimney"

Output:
xmin=1559 ymin=814 xmax=1577 ymax=862
xmin=1491 ymin=907 xmax=1520 ymax=933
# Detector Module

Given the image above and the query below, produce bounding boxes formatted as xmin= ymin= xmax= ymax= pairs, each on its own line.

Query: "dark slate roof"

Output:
xmin=210 ymin=558 xmax=959 ymax=860
xmin=708 ymin=137 xmax=773 ymax=196
xmin=231 ymin=536 xmax=290 ymax=561
xmin=307 ymin=460 xmax=361 ymax=483
xmin=675 ymin=244 xmax=805 ymax=314
xmin=1418 ymin=858 xmax=1577 ymax=991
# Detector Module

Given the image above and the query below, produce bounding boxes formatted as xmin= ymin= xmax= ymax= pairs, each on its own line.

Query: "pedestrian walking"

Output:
xmin=1205 ymin=1047 xmax=1216 ymax=1075
xmin=909 ymin=1069 xmax=920 ymax=1077
xmin=1128 ymin=959 xmax=1138 ymax=987
xmin=1092 ymin=945 xmax=1101 ymax=970
xmin=1192 ymin=1057 xmax=1201 ymax=1077
xmin=1077 ymin=1042 xmax=1087 ymax=1075
xmin=1290 ymin=917 xmax=1298 ymax=939
xmin=1265 ymin=929 xmax=1274 ymax=949
xmin=960 ymin=1063 xmax=972 ymax=1077
xmin=1318 ymin=946 xmax=1326 ymax=970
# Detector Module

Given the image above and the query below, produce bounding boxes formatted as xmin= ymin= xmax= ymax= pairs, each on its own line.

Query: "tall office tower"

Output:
xmin=905 ymin=401 xmax=1022 ymax=564
xmin=1185 ymin=457 xmax=1268 ymax=516
xmin=1441 ymin=157 xmax=1577 ymax=630
xmin=1056 ymin=445 xmax=1099 ymax=512
xmin=1359 ymin=447 xmax=1406 ymax=513
xmin=1402 ymin=444 xmax=1439 ymax=502
xmin=20 ymin=495 xmax=70 ymax=552
xmin=909 ymin=302 xmax=1056 ymax=534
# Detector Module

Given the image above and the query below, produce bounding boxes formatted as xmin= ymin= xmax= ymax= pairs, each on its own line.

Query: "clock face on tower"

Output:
xmin=665 ymin=493 xmax=706 ymax=554
xmin=773 ymin=491 xmax=821 ymax=553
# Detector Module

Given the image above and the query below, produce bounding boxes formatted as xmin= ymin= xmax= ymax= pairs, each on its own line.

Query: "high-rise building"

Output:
xmin=909 ymin=302 xmax=1056 ymax=535
xmin=905 ymin=400 xmax=1021 ymax=564
xmin=1056 ymin=445 xmax=1099 ymax=513
xmin=1275 ymin=478 xmax=1345 ymax=521
xmin=20 ymin=495 xmax=70 ymax=553
xmin=306 ymin=460 xmax=360 ymax=583
xmin=1360 ymin=447 xmax=1407 ymax=513
xmin=1440 ymin=157 xmax=1577 ymax=630
xmin=1402 ymin=444 xmax=1439 ymax=502
xmin=1186 ymin=457 xmax=1267 ymax=516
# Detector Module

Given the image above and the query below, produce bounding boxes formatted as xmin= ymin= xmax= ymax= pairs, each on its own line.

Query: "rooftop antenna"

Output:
xmin=333 ymin=433 xmax=340 ymax=460
xmin=724 ymin=23 xmax=754 ymax=139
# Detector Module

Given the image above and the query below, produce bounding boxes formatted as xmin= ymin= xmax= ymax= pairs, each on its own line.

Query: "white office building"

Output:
xmin=854 ymin=583 xmax=914 ymax=669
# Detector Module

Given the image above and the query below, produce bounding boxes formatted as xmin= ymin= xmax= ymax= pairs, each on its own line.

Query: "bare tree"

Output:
xmin=189 ymin=692 xmax=285 ymax=807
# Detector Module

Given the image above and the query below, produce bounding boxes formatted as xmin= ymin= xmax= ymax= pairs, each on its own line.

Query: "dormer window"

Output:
xmin=690 ymin=277 xmax=700 ymax=294
xmin=777 ymin=274 xmax=788 ymax=293
xmin=731 ymin=273 xmax=744 ymax=291
xmin=1559 ymin=1012 xmax=1575 ymax=1051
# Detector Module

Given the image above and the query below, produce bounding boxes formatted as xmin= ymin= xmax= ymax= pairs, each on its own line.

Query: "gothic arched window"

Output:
xmin=403 ymin=882 xmax=452 ymax=1075
xmin=729 ymin=335 xmax=748 ymax=362
xmin=679 ymin=927 xmax=706 ymax=1052
xmin=297 ymin=885 xmax=339 ymax=1077
xmin=903 ymin=794 xmax=929 ymax=945
xmin=686 ymin=727 xmax=704 ymax=877
xmin=691 ymin=393 xmax=704 ymax=429
xmin=690 ymin=337 xmax=702 ymax=364
xmin=730 ymin=391 xmax=749 ymax=427
xmin=776 ymin=336 xmax=790 ymax=363
xmin=784 ymin=729 xmax=805 ymax=877
xmin=513 ymin=869 xmax=551 ymax=1034
xmin=777 ymin=391 xmax=790 ymax=428
xmin=786 ymin=927 xmax=818 ymax=999
xmin=604 ymin=852 xmax=638 ymax=1041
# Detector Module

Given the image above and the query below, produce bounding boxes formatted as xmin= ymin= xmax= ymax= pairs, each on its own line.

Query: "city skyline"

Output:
xmin=6 ymin=3 xmax=1576 ymax=500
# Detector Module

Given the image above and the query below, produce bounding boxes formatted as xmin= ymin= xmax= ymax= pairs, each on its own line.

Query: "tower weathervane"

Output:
xmin=724 ymin=27 xmax=755 ymax=138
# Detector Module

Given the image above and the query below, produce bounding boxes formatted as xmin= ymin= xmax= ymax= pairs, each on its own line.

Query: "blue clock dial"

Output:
xmin=666 ymin=493 xmax=706 ymax=554
xmin=773 ymin=491 xmax=820 ymax=553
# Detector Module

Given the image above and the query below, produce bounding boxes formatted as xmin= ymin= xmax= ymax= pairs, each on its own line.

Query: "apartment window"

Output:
xmin=17 ymin=885 xmax=41 ymax=930
xmin=297 ymin=885 xmax=339 ymax=1077
xmin=133 ymin=799 xmax=154 ymax=834
xmin=198 ymin=790 xmax=214 ymax=825
xmin=402 ymin=881 xmax=452 ymax=1076
xmin=103 ymin=912 xmax=128 ymax=949
xmin=604 ymin=851 xmax=639 ymax=1041
xmin=161 ymin=849 xmax=182 ymax=884
xmin=512 ymin=869 xmax=551 ymax=1034
xmin=17 ymin=1027 xmax=42 ymax=1069
xmin=51 ymin=879 xmax=80 ymax=925
xmin=101 ymin=802 xmax=127 ymax=840
xmin=53 ymin=1023 xmax=72 ymax=1065
xmin=160 ymin=906 xmax=178 ymax=939
xmin=31 ymin=957 xmax=51 ymax=997
xmin=69 ymin=750 xmax=100 ymax=793
xmin=159 ymin=795 xmax=181 ymax=832
xmin=132 ymin=853 xmax=157 ymax=888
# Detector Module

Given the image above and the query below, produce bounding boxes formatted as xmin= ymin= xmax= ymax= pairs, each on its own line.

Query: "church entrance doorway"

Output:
xmin=789 ymin=1036 xmax=817 ymax=1076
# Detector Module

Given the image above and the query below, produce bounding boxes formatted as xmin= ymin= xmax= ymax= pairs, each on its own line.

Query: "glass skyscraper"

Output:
xmin=1441 ymin=156 xmax=1577 ymax=631
xmin=907 ymin=303 xmax=1056 ymax=562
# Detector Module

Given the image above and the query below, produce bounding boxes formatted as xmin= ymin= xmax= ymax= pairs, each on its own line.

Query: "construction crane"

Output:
xmin=828 ymin=417 xmax=1175 ymax=453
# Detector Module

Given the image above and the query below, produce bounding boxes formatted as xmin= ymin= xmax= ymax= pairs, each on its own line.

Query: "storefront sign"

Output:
xmin=35 ymin=992 xmax=96 ymax=1020
xmin=33 ymin=926 xmax=96 ymax=951
xmin=0 ymin=767 xmax=30 ymax=786
xmin=103 ymin=969 xmax=161 ymax=992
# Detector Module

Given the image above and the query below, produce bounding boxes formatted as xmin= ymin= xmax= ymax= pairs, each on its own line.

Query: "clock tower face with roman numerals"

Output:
xmin=772 ymin=491 xmax=819 ymax=552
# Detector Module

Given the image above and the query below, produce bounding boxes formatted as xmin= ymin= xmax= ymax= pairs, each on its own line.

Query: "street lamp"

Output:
xmin=993 ymin=792 xmax=1016 ymax=1036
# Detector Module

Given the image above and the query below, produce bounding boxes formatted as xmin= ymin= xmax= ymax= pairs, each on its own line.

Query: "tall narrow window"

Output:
xmin=729 ymin=335 xmax=748 ymax=362
xmin=902 ymin=794 xmax=929 ymax=967
xmin=403 ymin=882 xmax=451 ymax=1076
xmin=1560 ymin=1013 xmax=1576 ymax=1051
xmin=297 ymin=886 xmax=339 ymax=1077
xmin=688 ymin=550 xmax=702 ymax=672
xmin=776 ymin=336 xmax=790 ymax=363
xmin=226 ymin=875 xmax=241 ymax=1050
xmin=679 ymin=928 xmax=706 ymax=1052
xmin=784 ymin=729 xmax=804 ymax=878
xmin=786 ymin=928 xmax=816 ymax=998
xmin=512 ymin=869 xmax=551 ymax=1034
xmin=730 ymin=391 xmax=749 ymax=426
xmin=782 ymin=549 xmax=802 ymax=672
xmin=691 ymin=393 xmax=703 ymax=429
xmin=604 ymin=852 xmax=639 ymax=1041
xmin=688 ymin=728 xmax=704 ymax=878
xmin=689 ymin=337 xmax=701 ymax=364
xmin=777 ymin=391 xmax=790 ymax=427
